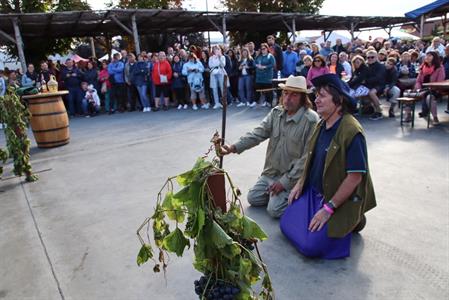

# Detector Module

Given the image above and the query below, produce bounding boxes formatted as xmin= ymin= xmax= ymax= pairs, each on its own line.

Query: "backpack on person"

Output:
xmin=190 ymin=72 xmax=203 ymax=92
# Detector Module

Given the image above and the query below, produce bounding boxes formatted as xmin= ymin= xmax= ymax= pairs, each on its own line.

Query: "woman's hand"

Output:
xmin=288 ymin=182 xmax=302 ymax=205
xmin=308 ymin=208 xmax=331 ymax=232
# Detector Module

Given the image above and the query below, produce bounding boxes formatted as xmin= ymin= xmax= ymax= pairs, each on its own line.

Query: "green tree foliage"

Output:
xmin=223 ymin=0 xmax=325 ymax=46
xmin=0 ymin=0 xmax=91 ymax=67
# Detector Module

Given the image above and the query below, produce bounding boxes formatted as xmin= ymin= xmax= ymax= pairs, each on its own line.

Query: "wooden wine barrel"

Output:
xmin=22 ymin=91 xmax=70 ymax=148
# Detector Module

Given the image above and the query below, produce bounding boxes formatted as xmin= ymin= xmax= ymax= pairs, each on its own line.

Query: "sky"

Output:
xmin=88 ymin=0 xmax=433 ymax=16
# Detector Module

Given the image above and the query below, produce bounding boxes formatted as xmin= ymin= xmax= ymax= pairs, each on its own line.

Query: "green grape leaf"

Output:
xmin=242 ymin=215 xmax=268 ymax=241
xmin=176 ymin=170 xmax=195 ymax=186
xmin=209 ymin=220 xmax=233 ymax=249
xmin=187 ymin=180 xmax=203 ymax=211
xmin=162 ymin=192 xmax=185 ymax=223
xmin=221 ymin=242 xmax=241 ymax=259
xmin=238 ymin=258 xmax=252 ymax=279
xmin=186 ymin=208 xmax=206 ymax=238
xmin=176 ymin=158 xmax=213 ymax=186
xmin=173 ymin=186 xmax=190 ymax=203
xmin=136 ymin=244 xmax=153 ymax=266
xmin=162 ymin=228 xmax=190 ymax=257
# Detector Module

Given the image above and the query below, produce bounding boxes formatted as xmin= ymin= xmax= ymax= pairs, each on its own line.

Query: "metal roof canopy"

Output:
xmin=404 ymin=0 xmax=449 ymax=39
xmin=0 ymin=9 xmax=410 ymax=71
xmin=0 ymin=9 xmax=409 ymax=38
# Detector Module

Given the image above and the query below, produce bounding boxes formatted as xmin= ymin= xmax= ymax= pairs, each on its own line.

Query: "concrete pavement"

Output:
xmin=1 ymin=103 xmax=448 ymax=300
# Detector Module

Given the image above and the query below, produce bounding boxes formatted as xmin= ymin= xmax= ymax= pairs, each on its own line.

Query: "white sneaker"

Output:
xmin=177 ymin=104 xmax=183 ymax=110
xmin=213 ymin=104 xmax=221 ymax=109
xmin=237 ymin=102 xmax=246 ymax=107
xmin=147 ymin=107 xmax=151 ymax=112
xmin=192 ymin=104 xmax=198 ymax=110
xmin=261 ymin=102 xmax=268 ymax=107
xmin=183 ymin=104 xmax=188 ymax=109
xmin=249 ymin=102 xmax=257 ymax=107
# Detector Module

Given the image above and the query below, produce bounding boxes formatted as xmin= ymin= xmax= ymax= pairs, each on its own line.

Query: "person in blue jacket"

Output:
xmin=60 ymin=59 xmax=83 ymax=116
xmin=131 ymin=54 xmax=151 ymax=112
xmin=282 ymin=45 xmax=299 ymax=78
xmin=108 ymin=53 xmax=126 ymax=112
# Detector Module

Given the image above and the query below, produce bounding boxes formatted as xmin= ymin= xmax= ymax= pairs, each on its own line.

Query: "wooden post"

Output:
xmin=11 ymin=18 xmax=26 ymax=73
xmin=105 ymin=34 xmax=112 ymax=61
xmin=131 ymin=14 xmax=141 ymax=55
xmin=350 ymin=22 xmax=355 ymax=42
xmin=222 ymin=14 xmax=227 ymax=45
xmin=12 ymin=18 xmax=27 ymax=74
xmin=420 ymin=15 xmax=424 ymax=39
xmin=90 ymin=37 xmax=96 ymax=58
xmin=292 ymin=18 xmax=296 ymax=44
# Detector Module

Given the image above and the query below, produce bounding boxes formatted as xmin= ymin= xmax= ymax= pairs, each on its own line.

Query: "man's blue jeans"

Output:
xmin=67 ymin=87 xmax=83 ymax=115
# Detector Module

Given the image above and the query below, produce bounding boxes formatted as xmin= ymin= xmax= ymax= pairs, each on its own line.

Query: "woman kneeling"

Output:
xmin=280 ymin=73 xmax=376 ymax=259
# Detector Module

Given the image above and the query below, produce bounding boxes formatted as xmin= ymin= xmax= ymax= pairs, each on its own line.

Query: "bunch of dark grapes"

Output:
xmin=194 ymin=276 xmax=240 ymax=299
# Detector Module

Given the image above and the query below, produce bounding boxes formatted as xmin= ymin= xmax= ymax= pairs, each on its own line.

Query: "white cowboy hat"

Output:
xmin=278 ymin=75 xmax=307 ymax=93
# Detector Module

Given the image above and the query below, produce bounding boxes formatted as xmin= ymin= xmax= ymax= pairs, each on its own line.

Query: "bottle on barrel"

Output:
xmin=40 ymin=74 xmax=48 ymax=93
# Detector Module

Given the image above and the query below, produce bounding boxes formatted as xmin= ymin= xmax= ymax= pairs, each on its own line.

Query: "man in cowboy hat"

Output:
xmin=220 ymin=76 xmax=319 ymax=218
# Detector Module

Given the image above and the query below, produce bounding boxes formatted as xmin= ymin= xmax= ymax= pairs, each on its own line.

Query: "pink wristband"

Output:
xmin=323 ymin=204 xmax=334 ymax=215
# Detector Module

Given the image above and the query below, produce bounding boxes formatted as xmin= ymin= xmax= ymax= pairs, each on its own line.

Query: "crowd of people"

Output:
xmin=1 ymin=35 xmax=448 ymax=122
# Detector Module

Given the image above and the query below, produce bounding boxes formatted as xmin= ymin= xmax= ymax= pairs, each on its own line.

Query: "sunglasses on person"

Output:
xmin=367 ymin=56 xmax=376 ymax=59
xmin=313 ymin=59 xmax=322 ymax=62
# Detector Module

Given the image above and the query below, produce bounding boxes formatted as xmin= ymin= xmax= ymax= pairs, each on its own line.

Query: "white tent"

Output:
xmin=99 ymin=49 xmax=120 ymax=61
xmin=314 ymin=32 xmax=352 ymax=45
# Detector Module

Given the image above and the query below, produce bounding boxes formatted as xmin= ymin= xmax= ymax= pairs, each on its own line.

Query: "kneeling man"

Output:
xmin=221 ymin=76 xmax=319 ymax=217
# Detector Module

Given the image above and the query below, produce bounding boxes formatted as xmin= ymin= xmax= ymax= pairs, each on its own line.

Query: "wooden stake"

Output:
xmin=219 ymin=74 xmax=228 ymax=169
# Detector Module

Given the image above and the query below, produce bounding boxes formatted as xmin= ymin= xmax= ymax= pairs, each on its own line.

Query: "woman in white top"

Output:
xmin=208 ymin=45 xmax=226 ymax=109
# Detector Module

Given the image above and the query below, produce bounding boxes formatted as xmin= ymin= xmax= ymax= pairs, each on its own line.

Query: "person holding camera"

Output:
xmin=182 ymin=53 xmax=208 ymax=110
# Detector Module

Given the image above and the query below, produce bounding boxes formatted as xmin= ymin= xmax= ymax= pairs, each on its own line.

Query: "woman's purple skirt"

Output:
xmin=280 ymin=187 xmax=351 ymax=259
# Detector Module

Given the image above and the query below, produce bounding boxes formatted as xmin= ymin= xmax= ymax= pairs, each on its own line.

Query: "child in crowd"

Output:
xmin=81 ymin=82 xmax=101 ymax=117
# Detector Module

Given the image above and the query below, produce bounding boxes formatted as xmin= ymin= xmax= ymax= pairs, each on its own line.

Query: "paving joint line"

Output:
xmin=20 ymin=182 xmax=65 ymax=300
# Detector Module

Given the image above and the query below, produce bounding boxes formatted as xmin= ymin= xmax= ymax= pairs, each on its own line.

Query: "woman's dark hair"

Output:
xmin=260 ymin=43 xmax=270 ymax=52
xmin=227 ymin=49 xmax=235 ymax=59
xmin=327 ymin=52 xmax=339 ymax=64
xmin=316 ymin=84 xmax=351 ymax=114
xmin=425 ymin=51 xmax=441 ymax=68
xmin=201 ymin=50 xmax=209 ymax=62
xmin=312 ymin=54 xmax=326 ymax=67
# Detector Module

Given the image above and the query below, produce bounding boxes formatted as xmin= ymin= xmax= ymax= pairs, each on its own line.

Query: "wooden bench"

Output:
xmin=397 ymin=97 xmax=420 ymax=128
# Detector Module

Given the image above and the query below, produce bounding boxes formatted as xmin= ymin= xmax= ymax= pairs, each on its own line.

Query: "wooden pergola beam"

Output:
xmin=0 ymin=29 xmax=16 ymax=44
xmin=11 ymin=18 xmax=26 ymax=73
xmin=110 ymin=14 xmax=133 ymax=36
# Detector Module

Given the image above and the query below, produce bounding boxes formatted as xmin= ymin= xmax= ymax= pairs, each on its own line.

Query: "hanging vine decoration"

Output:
xmin=0 ymin=88 xmax=38 ymax=182
xmin=137 ymin=134 xmax=274 ymax=300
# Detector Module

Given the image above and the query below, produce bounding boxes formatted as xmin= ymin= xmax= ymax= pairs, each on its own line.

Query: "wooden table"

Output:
xmin=22 ymin=91 xmax=70 ymax=148
xmin=422 ymin=80 xmax=449 ymax=114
